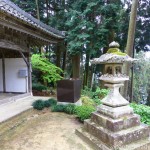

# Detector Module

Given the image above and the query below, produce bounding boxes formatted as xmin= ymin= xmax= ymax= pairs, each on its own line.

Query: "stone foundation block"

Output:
xmin=84 ymin=119 xmax=150 ymax=147
xmin=76 ymin=128 xmax=150 ymax=150
xmin=91 ymin=112 xmax=141 ymax=132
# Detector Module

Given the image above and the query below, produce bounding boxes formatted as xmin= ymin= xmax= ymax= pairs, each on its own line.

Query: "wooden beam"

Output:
xmin=0 ymin=18 xmax=58 ymax=44
xmin=0 ymin=39 xmax=28 ymax=52
xmin=19 ymin=50 xmax=30 ymax=67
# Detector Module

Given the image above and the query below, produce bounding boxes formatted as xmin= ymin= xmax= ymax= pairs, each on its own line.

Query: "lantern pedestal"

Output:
xmin=76 ymin=83 xmax=150 ymax=150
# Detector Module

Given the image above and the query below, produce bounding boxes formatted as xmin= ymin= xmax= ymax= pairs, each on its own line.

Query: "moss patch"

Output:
xmin=107 ymin=48 xmax=127 ymax=56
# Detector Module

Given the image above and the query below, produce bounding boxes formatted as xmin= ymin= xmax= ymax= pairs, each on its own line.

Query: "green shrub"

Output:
xmin=82 ymin=86 xmax=95 ymax=98
xmin=93 ymin=98 xmax=101 ymax=105
xmin=32 ymin=83 xmax=47 ymax=91
xmin=46 ymin=98 xmax=57 ymax=106
xmin=64 ymin=104 xmax=76 ymax=114
xmin=94 ymin=87 xmax=109 ymax=99
xmin=81 ymin=96 xmax=95 ymax=106
xmin=32 ymin=100 xmax=45 ymax=110
xmin=75 ymin=105 xmax=96 ymax=121
xmin=130 ymin=103 xmax=150 ymax=125
xmin=51 ymin=104 xmax=67 ymax=112
xmin=44 ymin=99 xmax=56 ymax=108
xmin=82 ymin=86 xmax=109 ymax=100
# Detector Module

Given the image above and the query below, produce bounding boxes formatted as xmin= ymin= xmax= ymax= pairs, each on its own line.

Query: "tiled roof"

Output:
xmin=0 ymin=0 xmax=65 ymax=39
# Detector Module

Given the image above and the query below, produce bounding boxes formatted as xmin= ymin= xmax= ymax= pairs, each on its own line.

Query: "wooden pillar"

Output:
xmin=2 ymin=53 xmax=6 ymax=92
xmin=19 ymin=50 xmax=32 ymax=94
xmin=27 ymin=48 xmax=32 ymax=94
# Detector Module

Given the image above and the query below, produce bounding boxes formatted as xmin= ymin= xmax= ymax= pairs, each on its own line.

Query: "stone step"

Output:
xmin=0 ymin=93 xmax=31 ymax=105
xmin=76 ymin=128 xmax=150 ymax=150
xmin=84 ymin=119 xmax=150 ymax=148
xmin=91 ymin=112 xmax=141 ymax=132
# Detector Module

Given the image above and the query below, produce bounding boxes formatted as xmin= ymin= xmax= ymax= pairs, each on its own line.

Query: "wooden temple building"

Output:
xmin=0 ymin=0 xmax=64 ymax=101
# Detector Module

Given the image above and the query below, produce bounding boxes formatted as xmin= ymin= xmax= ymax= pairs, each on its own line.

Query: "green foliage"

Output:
xmin=32 ymin=100 xmax=45 ymax=110
xmin=82 ymin=86 xmax=95 ymax=99
xmin=75 ymin=105 xmax=96 ymax=122
xmin=81 ymin=86 xmax=108 ymax=107
xmin=92 ymin=98 xmax=101 ymax=106
xmin=94 ymin=87 xmax=109 ymax=99
xmin=51 ymin=104 xmax=76 ymax=114
xmin=133 ymin=52 xmax=150 ymax=104
xmin=44 ymin=98 xmax=57 ymax=108
xmin=32 ymin=83 xmax=47 ymax=91
xmin=64 ymin=104 xmax=76 ymax=114
xmin=82 ymin=86 xmax=109 ymax=100
xmin=80 ymin=96 xmax=95 ymax=107
xmin=31 ymin=54 xmax=63 ymax=83
xmin=130 ymin=103 xmax=150 ymax=125
xmin=51 ymin=104 xmax=67 ymax=112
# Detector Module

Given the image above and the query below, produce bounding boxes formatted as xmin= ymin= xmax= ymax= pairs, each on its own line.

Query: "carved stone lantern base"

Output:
xmin=76 ymin=84 xmax=150 ymax=150
xmin=76 ymin=111 xmax=150 ymax=150
xmin=76 ymin=84 xmax=150 ymax=149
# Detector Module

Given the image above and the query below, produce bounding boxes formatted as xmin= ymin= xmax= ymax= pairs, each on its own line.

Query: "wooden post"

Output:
xmin=27 ymin=50 xmax=32 ymax=94
xmin=2 ymin=53 xmax=6 ymax=92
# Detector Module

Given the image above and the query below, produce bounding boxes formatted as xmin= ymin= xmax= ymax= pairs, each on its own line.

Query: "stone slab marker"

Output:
xmin=76 ymin=42 xmax=150 ymax=150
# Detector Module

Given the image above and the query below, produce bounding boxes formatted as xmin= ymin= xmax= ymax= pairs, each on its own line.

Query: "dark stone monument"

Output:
xmin=57 ymin=79 xmax=82 ymax=105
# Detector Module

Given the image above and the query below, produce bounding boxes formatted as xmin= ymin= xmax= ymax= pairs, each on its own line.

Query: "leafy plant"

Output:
xmin=44 ymin=99 xmax=57 ymax=108
xmin=81 ymin=96 xmax=95 ymax=107
xmin=64 ymin=104 xmax=76 ymax=114
xmin=51 ymin=104 xmax=67 ymax=112
xmin=32 ymin=83 xmax=48 ymax=91
xmin=32 ymin=100 xmax=45 ymax=110
xmin=130 ymin=103 xmax=150 ymax=125
xmin=75 ymin=105 xmax=96 ymax=122
xmin=94 ymin=87 xmax=109 ymax=99
xmin=31 ymin=54 xmax=63 ymax=84
xmin=47 ymin=98 xmax=57 ymax=106
xmin=133 ymin=52 xmax=150 ymax=104
xmin=82 ymin=86 xmax=95 ymax=98
xmin=81 ymin=87 xmax=108 ymax=106
xmin=93 ymin=98 xmax=101 ymax=105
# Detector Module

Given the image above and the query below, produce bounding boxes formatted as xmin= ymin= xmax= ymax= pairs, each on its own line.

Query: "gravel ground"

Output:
xmin=0 ymin=109 xmax=93 ymax=150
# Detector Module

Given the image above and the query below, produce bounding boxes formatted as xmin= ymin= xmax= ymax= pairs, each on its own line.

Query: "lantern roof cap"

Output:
xmin=91 ymin=53 xmax=137 ymax=64
xmin=91 ymin=42 xmax=137 ymax=64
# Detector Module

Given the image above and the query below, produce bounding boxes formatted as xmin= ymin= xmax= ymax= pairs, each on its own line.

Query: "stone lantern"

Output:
xmin=76 ymin=42 xmax=150 ymax=150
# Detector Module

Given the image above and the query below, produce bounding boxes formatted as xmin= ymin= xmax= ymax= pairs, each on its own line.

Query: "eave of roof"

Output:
xmin=0 ymin=0 xmax=65 ymax=39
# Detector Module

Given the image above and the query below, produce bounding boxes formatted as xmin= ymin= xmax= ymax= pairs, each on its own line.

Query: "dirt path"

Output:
xmin=0 ymin=109 xmax=93 ymax=150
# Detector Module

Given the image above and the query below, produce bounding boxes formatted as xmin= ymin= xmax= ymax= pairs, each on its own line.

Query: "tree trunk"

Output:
xmin=35 ymin=0 xmax=40 ymax=20
xmin=83 ymin=51 xmax=90 ymax=87
xmin=62 ymin=45 xmax=67 ymax=73
xmin=72 ymin=54 xmax=80 ymax=79
xmin=56 ymin=44 xmax=61 ymax=68
xmin=123 ymin=0 xmax=138 ymax=100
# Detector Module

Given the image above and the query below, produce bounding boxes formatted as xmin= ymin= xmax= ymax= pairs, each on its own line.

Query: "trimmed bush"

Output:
xmin=64 ymin=104 xmax=76 ymax=114
xmin=75 ymin=105 xmax=96 ymax=121
xmin=32 ymin=100 xmax=45 ymax=110
xmin=45 ymin=98 xmax=57 ymax=107
xmin=130 ymin=103 xmax=150 ymax=125
xmin=51 ymin=104 xmax=67 ymax=112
